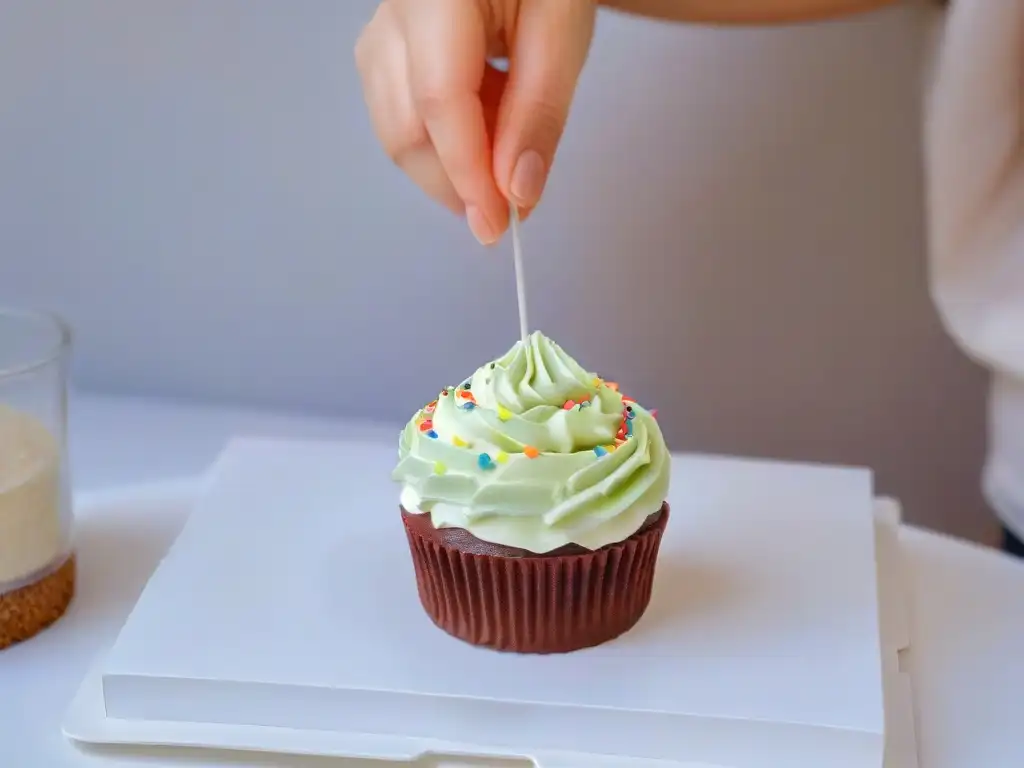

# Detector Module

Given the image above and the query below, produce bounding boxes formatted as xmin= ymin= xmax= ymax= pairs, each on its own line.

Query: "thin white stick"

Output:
xmin=510 ymin=203 xmax=529 ymax=344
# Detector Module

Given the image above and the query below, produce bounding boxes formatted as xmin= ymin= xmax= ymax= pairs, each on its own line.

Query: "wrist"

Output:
xmin=596 ymin=0 xmax=900 ymax=24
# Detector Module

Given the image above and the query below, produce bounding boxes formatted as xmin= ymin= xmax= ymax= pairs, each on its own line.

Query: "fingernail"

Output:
xmin=510 ymin=150 xmax=547 ymax=206
xmin=467 ymin=205 xmax=499 ymax=246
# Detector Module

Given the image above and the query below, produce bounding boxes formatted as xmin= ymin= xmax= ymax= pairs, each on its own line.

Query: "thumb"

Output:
xmin=494 ymin=0 xmax=597 ymax=209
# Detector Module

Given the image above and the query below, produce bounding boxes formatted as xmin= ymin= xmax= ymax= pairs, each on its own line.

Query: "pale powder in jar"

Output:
xmin=0 ymin=405 xmax=65 ymax=589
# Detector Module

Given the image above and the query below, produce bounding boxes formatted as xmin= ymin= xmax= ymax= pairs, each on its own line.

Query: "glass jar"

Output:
xmin=0 ymin=307 xmax=74 ymax=649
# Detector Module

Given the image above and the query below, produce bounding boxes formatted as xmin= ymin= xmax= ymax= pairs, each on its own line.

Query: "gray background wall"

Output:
xmin=0 ymin=1 xmax=994 ymax=542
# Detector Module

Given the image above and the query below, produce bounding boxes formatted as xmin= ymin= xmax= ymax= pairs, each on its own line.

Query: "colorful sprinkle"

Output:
xmin=497 ymin=405 xmax=512 ymax=422
xmin=650 ymin=409 xmax=658 ymax=420
xmin=622 ymin=395 xmax=636 ymax=404
xmin=424 ymin=401 xmax=437 ymax=414
xmin=419 ymin=419 xmax=433 ymax=432
xmin=433 ymin=461 xmax=447 ymax=475
xmin=477 ymin=453 xmax=495 ymax=470
xmin=462 ymin=381 xmax=472 ymax=390
xmin=605 ymin=382 xmax=620 ymax=392
xmin=452 ymin=435 xmax=469 ymax=448
xmin=496 ymin=451 xmax=509 ymax=463
xmin=461 ymin=401 xmax=476 ymax=411
xmin=616 ymin=405 xmax=636 ymax=441
xmin=592 ymin=377 xmax=602 ymax=387
xmin=523 ymin=446 xmax=540 ymax=459
xmin=562 ymin=400 xmax=576 ymax=410
xmin=594 ymin=446 xmax=608 ymax=457
xmin=427 ymin=430 xmax=438 ymax=439
xmin=605 ymin=444 xmax=617 ymax=452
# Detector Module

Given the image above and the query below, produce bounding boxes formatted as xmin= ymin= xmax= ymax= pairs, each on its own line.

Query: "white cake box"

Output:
xmin=65 ymin=438 xmax=915 ymax=767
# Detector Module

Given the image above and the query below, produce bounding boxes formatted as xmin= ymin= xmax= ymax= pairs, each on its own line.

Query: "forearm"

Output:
xmin=597 ymin=0 xmax=901 ymax=24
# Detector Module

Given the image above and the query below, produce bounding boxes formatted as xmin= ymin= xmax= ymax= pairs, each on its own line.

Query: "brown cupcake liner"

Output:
xmin=402 ymin=504 xmax=669 ymax=654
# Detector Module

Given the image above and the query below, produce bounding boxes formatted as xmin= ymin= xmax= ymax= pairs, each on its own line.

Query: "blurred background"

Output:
xmin=0 ymin=1 xmax=991 ymax=541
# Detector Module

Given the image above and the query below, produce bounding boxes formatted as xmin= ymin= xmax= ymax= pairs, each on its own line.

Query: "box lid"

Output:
xmin=99 ymin=438 xmax=885 ymax=767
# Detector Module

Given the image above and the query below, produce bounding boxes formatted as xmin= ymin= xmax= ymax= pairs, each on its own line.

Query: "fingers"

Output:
xmin=357 ymin=0 xmax=585 ymax=241
xmin=399 ymin=148 xmax=465 ymax=215
xmin=396 ymin=0 xmax=509 ymax=244
xmin=494 ymin=0 xmax=597 ymax=209
xmin=356 ymin=3 xmax=464 ymax=214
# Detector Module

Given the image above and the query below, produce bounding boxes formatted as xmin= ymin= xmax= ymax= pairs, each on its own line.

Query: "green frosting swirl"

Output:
xmin=392 ymin=332 xmax=670 ymax=553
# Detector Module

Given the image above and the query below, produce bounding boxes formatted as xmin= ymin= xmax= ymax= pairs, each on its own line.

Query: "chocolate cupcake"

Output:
xmin=392 ymin=332 xmax=670 ymax=653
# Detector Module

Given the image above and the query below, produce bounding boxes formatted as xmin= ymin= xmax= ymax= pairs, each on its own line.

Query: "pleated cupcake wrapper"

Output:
xmin=403 ymin=504 xmax=669 ymax=654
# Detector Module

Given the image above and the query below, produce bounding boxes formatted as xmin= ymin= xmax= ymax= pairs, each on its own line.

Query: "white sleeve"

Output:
xmin=925 ymin=0 xmax=1024 ymax=381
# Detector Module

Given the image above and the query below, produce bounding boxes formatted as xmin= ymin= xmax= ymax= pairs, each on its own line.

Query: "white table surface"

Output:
xmin=2 ymin=392 xmax=1023 ymax=768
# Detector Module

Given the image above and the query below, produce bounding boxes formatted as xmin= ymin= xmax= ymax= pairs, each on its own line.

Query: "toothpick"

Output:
xmin=510 ymin=203 xmax=529 ymax=344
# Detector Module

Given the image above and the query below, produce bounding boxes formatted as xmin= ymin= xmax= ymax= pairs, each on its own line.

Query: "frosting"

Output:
xmin=392 ymin=332 xmax=670 ymax=553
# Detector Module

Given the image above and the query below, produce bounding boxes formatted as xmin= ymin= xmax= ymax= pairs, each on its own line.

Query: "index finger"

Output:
xmin=395 ymin=0 xmax=508 ymax=243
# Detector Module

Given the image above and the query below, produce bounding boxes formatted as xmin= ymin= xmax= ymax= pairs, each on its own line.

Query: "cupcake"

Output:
xmin=392 ymin=332 xmax=670 ymax=653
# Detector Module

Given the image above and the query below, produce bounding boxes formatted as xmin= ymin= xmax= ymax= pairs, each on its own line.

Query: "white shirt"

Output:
xmin=926 ymin=1 xmax=1024 ymax=536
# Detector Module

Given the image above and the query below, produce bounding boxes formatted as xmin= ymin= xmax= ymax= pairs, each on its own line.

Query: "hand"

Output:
xmin=355 ymin=0 xmax=597 ymax=245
